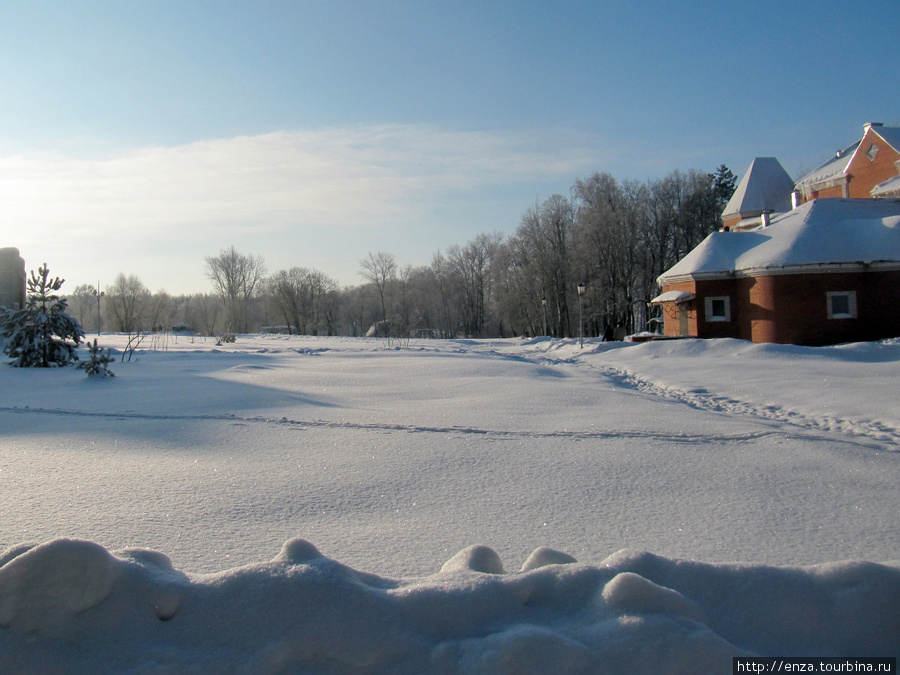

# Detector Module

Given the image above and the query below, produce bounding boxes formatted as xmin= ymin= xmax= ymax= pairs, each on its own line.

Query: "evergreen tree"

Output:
xmin=77 ymin=338 xmax=115 ymax=377
xmin=0 ymin=264 xmax=85 ymax=367
xmin=712 ymin=164 xmax=738 ymax=209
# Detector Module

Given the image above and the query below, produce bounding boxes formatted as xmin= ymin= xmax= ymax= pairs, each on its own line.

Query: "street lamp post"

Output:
xmin=577 ymin=283 xmax=586 ymax=348
xmin=541 ymin=297 xmax=547 ymax=337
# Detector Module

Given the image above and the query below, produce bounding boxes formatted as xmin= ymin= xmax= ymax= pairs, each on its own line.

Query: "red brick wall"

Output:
xmin=741 ymin=276 xmax=776 ymax=342
xmin=739 ymin=271 xmax=900 ymax=344
xmin=846 ymin=130 xmax=900 ymax=198
xmin=694 ymin=279 xmax=741 ymax=339
xmin=752 ymin=272 xmax=900 ymax=344
xmin=803 ymin=184 xmax=845 ymax=203
xmin=663 ymin=269 xmax=900 ymax=345
xmin=659 ymin=281 xmax=697 ymax=337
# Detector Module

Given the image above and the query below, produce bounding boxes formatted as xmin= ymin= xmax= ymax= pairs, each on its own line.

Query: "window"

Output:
xmin=827 ymin=291 xmax=857 ymax=319
xmin=704 ymin=296 xmax=731 ymax=322
xmin=866 ymin=143 xmax=879 ymax=161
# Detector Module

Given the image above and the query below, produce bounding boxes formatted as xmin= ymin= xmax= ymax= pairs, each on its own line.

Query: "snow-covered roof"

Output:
xmin=658 ymin=198 xmax=900 ymax=284
xmin=729 ymin=216 xmax=769 ymax=232
xmin=721 ymin=158 xmax=794 ymax=221
xmin=795 ymin=125 xmax=900 ymax=191
xmin=650 ymin=290 xmax=695 ymax=304
xmin=872 ymin=125 xmax=900 ymax=152
xmin=794 ymin=142 xmax=858 ymax=189
xmin=872 ymin=175 xmax=900 ymax=197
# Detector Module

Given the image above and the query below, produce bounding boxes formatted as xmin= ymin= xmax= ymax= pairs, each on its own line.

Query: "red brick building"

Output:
xmin=652 ymin=198 xmax=900 ymax=345
xmin=795 ymin=123 xmax=900 ymax=202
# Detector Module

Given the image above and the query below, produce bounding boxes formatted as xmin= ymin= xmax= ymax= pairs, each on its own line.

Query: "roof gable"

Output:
xmin=795 ymin=124 xmax=900 ymax=191
xmin=846 ymin=124 xmax=900 ymax=172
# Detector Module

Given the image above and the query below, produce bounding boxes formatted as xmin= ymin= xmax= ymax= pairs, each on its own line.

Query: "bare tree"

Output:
xmin=105 ymin=273 xmax=150 ymax=333
xmin=541 ymin=195 xmax=574 ymax=336
xmin=104 ymin=273 xmax=157 ymax=360
xmin=359 ymin=251 xmax=397 ymax=322
xmin=507 ymin=195 xmax=574 ymax=336
xmin=447 ymin=233 xmax=503 ymax=338
xmin=495 ymin=233 xmax=543 ymax=337
xmin=269 ymin=267 xmax=339 ymax=335
xmin=205 ymin=247 xmax=266 ymax=333
xmin=306 ymin=270 xmax=339 ymax=335
xmin=66 ymin=283 xmax=101 ymax=334
xmin=573 ymin=173 xmax=647 ymax=334
xmin=269 ymin=268 xmax=304 ymax=334
xmin=430 ymin=251 xmax=456 ymax=338
xmin=147 ymin=291 xmax=172 ymax=332
xmin=319 ymin=284 xmax=342 ymax=336
xmin=341 ymin=284 xmax=377 ymax=337
xmin=185 ymin=293 xmax=222 ymax=337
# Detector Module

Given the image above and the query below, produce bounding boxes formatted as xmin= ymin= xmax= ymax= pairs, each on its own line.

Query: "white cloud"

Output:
xmin=0 ymin=124 xmax=603 ymax=291
xmin=2 ymin=125 xmax=595 ymax=231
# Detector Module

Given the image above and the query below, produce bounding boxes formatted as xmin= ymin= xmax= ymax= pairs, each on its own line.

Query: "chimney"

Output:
xmin=760 ymin=212 xmax=770 ymax=228
xmin=791 ymin=191 xmax=801 ymax=209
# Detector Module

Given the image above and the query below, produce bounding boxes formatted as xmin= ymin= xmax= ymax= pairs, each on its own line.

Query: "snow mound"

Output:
xmin=2 ymin=539 xmax=898 ymax=673
xmin=0 ymin=539 xmax=117 ymax=632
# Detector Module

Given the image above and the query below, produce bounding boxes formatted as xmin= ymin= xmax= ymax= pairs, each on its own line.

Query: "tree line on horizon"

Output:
xmin=65 ymin=165 xmax=737 ymax=341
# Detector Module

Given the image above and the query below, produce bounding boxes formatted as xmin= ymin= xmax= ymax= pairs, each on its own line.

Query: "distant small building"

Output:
xmin=795 ymin=123 xmax=900 ymax=202
xmin=0 ymin=247 xmax=26 ymax=311
xmin=652 ymin=198 xmax=900 ymax=345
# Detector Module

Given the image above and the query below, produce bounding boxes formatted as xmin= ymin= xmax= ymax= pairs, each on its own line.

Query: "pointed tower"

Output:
xmin=721 ymin=158 xmax=795 ymax=231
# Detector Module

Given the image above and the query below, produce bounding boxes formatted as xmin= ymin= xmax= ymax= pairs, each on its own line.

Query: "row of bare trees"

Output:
xmin=268 ymin=267 xmax=340 ymax=336
xmin=349 ymin=166 xmax=735 ymax=339
xmin=68 ymin=275 xmax=168 ymax=335
xmin=65 ymin=248 xmax=339 ymax=340
xmin=65 ymin=166 xmax=735 ymax=340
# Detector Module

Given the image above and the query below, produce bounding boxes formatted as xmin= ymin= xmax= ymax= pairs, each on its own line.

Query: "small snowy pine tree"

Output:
xmin=77 ymin=338 xmax=115 ymax=377
xmin=0 ymin=264 xmax=85 ymax=367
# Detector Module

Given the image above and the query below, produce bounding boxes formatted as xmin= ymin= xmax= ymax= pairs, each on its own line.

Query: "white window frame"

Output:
xmin=704 ymin=296 xmax=731 ymax=322
xmin=826 ymin=291 xmax=857 ymax=320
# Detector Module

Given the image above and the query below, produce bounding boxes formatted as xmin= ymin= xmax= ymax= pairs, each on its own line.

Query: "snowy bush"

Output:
xmin=0 ymin=264 xmax=84 ymax=367
xmin=77 ymin=339 xmax=115 ymax=377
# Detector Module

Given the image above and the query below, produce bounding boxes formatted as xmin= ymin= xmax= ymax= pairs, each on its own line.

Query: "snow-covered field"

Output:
xmin=1 ymin=334 xmax=898 ymax=673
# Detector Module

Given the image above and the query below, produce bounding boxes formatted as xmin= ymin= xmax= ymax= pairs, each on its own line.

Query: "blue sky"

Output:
xmin=1 ymin=0 xmax=898 ymax=294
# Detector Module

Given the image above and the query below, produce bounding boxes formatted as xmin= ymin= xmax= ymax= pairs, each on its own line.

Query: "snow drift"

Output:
xmin=2 ymin=537 xmax=898 ymax=674
xmin=2 ymin=334 xmax=899 ymax=672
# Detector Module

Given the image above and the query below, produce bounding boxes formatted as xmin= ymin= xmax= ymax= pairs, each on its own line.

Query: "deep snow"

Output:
xmin=1 ymin=334 xmax=898 ymax=672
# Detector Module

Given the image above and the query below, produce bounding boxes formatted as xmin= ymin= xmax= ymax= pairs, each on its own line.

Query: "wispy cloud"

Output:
xmin=0 ymin=124 xmax=603 ymax=290
xmin=1 ymin=125 xmax=597 ymax=234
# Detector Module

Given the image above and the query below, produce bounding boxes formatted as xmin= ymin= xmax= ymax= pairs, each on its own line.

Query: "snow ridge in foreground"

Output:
xmin=2 ymin=538 xmax=898 ymax=674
